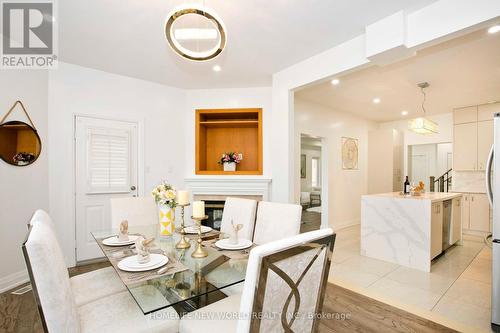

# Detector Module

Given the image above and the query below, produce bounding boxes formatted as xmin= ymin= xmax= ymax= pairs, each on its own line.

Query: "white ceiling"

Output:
xmin=295 ymin=30 xmax=500 ymax=123
xmin=58 ymin=0 xmax=437 ymax=89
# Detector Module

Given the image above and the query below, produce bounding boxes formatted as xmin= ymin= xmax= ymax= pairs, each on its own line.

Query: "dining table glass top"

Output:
xmin=91 ymin=224 xmax=248 ymax=315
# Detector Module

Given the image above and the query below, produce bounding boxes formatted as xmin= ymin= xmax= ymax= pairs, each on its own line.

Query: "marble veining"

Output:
xmin=361 ymin=192 xmax=462 ymax=272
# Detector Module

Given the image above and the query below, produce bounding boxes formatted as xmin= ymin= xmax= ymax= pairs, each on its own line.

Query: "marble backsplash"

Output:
xmin=452 ymin=171 xmax=487 ymax=193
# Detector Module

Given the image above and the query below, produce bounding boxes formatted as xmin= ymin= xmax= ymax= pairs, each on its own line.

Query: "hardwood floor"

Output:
xmin=0 ymin=262 xmax=456 ymax=333
xmin=319 ymin=284 xmax=456 ymax=333
xmin=301 ymin=210 xmax=321 ymax=233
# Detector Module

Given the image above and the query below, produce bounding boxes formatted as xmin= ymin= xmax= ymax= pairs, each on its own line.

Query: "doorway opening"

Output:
xmin=300 ymin=134 xmax=326 ymax=232
xmin=408 ymin=142 xmax=452 ymax=192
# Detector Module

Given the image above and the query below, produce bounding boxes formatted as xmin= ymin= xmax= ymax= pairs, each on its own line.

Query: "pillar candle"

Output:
xmin=177 ymin=190 xmax=189 ymax=205
xmin=192 ymin=201 xmax=205 ymax=218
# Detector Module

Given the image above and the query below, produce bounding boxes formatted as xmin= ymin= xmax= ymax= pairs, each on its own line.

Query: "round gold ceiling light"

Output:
xmin=165 ymin=5 xmax=226 ymax=61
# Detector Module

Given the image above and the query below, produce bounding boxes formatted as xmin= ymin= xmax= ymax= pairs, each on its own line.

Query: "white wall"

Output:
xmin=367 ymin=129 xmax=396 ymax=194
xmin=184 ymin=87 xmax=272 ymax=178
xmin=295 ymin=98 xmax=376 ymax=229
xmin=48 ymin=62 xmax=186 ymax=266
xmin=0 ymin=71 xmax=49 ymax=292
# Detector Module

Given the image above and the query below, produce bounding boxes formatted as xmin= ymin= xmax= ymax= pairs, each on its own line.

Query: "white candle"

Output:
xmin=192 ymin=201 xmax=205 ymax=218
xmin=177 ymin=190 xmax=189 ymax=205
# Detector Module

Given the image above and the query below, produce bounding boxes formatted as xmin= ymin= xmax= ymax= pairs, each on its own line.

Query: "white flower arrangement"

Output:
xmin=151 ymin=181 xmax=177 ymax=208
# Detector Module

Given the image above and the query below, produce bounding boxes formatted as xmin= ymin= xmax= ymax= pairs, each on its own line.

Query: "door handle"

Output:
xmin=130 ymin=186 xmax=136 ymax=191
xmin=486 ymin=145 xmax=494 ymax=207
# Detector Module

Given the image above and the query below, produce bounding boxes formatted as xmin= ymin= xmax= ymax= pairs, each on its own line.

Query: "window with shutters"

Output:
xmin=86 ymin=127 xmax=131 ymax=193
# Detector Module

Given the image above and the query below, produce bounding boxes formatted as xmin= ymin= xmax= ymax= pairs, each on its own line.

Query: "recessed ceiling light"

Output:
xmin=401 ymin=110 xmax=408 ymax=116
xmin=488 ymin=25 xmax=500 ymax=34
xmin=331 ymin=78 xmax=340 ymax=85
xmin=373 ymin=98 xmax=381 ymax=104
xmin=212 ymin=65 xmax=221 ymax=72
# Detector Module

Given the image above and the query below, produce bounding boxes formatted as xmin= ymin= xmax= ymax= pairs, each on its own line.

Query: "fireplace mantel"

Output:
xmin=184 ymin=177 xmax=272 ymax=201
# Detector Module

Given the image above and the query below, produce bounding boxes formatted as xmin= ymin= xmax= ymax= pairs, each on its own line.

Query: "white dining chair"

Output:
xmin=28 ymin=210 xmax=126 ymax=307
xmin=220 ymin=197 xmax=257 ymax=240
xmin=23 ymin=210 xmax=179 ymax=333
xmin=252 ymin=201 xmax=302 ymax=244
xmin=179 ymin=228 xmax=335 ymax=333
xmin=204 ymin=197 xmax=257 ymax=296
xmin=110 ymin=196 xmax=157 ymax=228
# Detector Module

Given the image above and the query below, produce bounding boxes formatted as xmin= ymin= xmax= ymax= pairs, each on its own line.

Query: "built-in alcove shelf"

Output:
xmin=195 ymin=108 xmax=263 ymax=175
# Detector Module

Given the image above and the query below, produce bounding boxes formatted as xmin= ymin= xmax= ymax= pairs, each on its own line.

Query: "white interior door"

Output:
xmin=75 ymin=116 xmax=138 ymax=261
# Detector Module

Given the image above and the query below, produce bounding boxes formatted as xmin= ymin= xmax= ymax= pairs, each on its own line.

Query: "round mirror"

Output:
xmin=0 ymin=121 xmax=41 ymax=166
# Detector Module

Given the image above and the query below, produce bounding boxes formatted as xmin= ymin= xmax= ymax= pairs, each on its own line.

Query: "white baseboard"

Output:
xmin=0 ymin=270 xmax=29 ymax=293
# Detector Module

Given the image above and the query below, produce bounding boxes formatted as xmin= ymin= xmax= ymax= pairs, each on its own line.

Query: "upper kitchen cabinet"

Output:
xmin=477 ymin=120 xmax=493 ymax=170
xmin=453 ymin=102 xmax=499 ymax=171
xmin=478 ymin=103 xmax=500 ymax=121
xmin=453 ymin=122 xmax=477 ymax=170
xmin=453 ymin=106 xmax=477 ymax=124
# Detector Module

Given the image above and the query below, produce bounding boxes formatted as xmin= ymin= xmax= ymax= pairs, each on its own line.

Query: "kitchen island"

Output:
xmin=361 ymin=192 xmax=463 ymax=272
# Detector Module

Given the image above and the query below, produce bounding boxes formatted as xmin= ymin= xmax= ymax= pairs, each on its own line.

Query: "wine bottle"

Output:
xmin=404 ymin=176 xmax=410 ymax=194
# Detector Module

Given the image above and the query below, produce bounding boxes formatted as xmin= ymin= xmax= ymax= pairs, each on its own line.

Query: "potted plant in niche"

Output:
xmin=218 ymin=152 xmax=242 ymax=172
xmin=152 ymin=181 xmax=177 ymax=237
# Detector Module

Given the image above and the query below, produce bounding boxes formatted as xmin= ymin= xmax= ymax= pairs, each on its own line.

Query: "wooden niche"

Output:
xmin=196 ymin=108 xmax=263 ymax=175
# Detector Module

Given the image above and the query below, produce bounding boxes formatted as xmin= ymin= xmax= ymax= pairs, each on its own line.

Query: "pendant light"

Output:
xmin=165 ymin=3 xmax=226 ymax=61
xmin=408 ymin=82 xmax=439 ymax=134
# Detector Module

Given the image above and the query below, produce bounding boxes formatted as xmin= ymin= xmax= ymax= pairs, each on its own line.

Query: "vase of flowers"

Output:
xmin=218 ymin=152 xmax=242 ymax=172
xmin=152 ymin=181 xmax=177 ymax=237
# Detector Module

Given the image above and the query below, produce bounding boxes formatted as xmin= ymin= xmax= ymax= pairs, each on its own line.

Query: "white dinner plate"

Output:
xmin=102 ymin=235 xmax=140 ymax=246
xmin=184 ymin=225 xmax=212 ymax=234
xmin=117 ymin=254 xmax=168 ymax=272
xmin=215 ymin=238 xmax=253 ymax=250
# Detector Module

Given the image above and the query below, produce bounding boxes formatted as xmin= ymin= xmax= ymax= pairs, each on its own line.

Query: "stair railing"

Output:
xmin=430 ymin=168 xmax=452 ymax=192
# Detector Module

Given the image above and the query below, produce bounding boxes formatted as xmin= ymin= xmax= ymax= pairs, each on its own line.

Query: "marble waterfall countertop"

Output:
xmin=361 ymin=192 xmax=463 ymax=272
xmin=363 ymin=191 xmax=463 ymax=202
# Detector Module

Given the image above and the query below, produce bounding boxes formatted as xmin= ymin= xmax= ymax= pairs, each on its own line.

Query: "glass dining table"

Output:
xmin=91 ymin=224 xmax=248 ymax=315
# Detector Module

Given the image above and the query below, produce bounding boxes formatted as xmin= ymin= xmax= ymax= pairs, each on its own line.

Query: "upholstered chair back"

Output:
xmin=237 ymin=228 xmax=335 ymax=333
xmin=253 ymin=201 xmax=302 ymax=244
xmin=220 ymin=197 xmax=257 ymax=240
xmin=110 ymin=196 xmax=157 ymax=228
xmin=22 ymin=210 xmax=81 ymax=332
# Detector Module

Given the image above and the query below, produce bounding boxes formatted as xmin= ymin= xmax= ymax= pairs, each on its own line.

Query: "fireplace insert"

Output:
xmin=202 ymin=200 xmax=225 ymax=230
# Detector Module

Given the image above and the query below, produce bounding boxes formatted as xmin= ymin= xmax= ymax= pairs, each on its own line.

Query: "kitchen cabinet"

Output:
xmin=454 ymin=122 xmax=478 ymax=170
xmin=478 ymin=103 xmax=500 ymax=121
xmin=477 ymin=120 xmax=493 ymax=170
xmin=469 ymin=193 xmax=490 ymax=232
xmin=462 ymin=193 xmax=471 ymax=229
xmin=451 ymin=197 xmax=462 ymax=244
xmin=454 ymin=106 xmax=477 ymax=124
xmin=453 ymin=103 xmax=499 ymax=171
xmin=431 ymin=202 xmax=443 ymax=259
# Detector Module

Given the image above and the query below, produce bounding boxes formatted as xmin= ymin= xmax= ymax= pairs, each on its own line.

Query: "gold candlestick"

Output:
xmin=191 ymin=215 xmax=208 ymax=258
xmin=175 ymin=203 xmax=191 ymax=249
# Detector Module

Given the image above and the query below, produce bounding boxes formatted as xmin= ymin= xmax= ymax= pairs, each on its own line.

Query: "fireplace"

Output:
xmin=186 ymin=176 xmax=271 ymax=229
xmin=204 ymin=200 xmax=225 ymax=230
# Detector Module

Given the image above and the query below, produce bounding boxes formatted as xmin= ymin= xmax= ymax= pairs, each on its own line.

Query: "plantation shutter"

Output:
xmin=86 ymin=127 xmax=131 ymax=193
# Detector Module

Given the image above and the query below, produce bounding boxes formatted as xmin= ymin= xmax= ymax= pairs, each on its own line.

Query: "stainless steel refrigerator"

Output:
xmin=486 ymin=113 xmax=500 ymax=331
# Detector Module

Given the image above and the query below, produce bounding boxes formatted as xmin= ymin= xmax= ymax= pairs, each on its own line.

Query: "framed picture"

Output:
xmin=342 ymin=137 xmax=358 ymax=170
xmin=300 ymin=154 xmax=306 ymax=178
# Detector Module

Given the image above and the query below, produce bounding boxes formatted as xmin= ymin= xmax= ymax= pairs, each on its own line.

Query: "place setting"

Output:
xmin=204 ymin=221 xmax=255 ymax=259
xmin=97 ymin=220 xmax=188 ymax=284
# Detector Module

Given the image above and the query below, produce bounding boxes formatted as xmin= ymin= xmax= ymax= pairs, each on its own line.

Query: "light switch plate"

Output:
xmin=238 ymin=153 xmax=243 ymax=160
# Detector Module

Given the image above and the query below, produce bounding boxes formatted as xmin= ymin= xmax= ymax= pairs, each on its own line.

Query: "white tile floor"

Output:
xmin=329 ymin=225 xmax=493 ymax=332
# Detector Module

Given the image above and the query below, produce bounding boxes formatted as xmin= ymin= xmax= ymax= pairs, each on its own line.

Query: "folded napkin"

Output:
xmin=118 ymin=220 xmax=129 ymax=241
